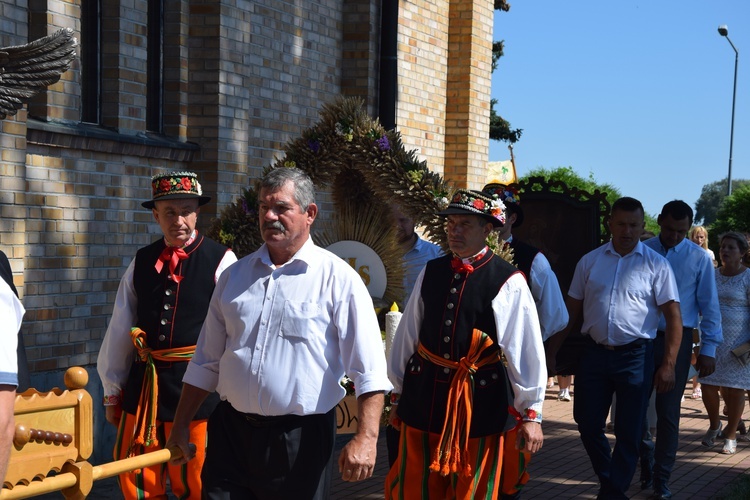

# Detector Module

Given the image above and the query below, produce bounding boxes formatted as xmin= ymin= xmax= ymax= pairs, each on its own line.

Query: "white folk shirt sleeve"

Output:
xmin=387 ymin=268 xmax=426 ymax=394
xmin=493 ymin=272 xmax=547 ymax=415
xmin=529 ymin=252 xmax=569 ymax=341
xmin=97 ymin=259 xmax=138 ymax=399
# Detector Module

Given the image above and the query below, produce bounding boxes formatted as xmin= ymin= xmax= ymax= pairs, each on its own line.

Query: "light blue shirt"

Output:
xmin=643 ymin=236 xmax=722 ymax=357
xmin=569 ymin=241 xmax=679 ymax=346
xmin=402 ymin=235 xmax=443 ymax=305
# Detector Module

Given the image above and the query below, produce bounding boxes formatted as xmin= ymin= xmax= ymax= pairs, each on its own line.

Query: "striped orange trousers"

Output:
xmin=114 ymin=411 xmax=207 ymax=500
xmin=385 ymin=423 xmax=504 ymax=500
xmin=499 ymin=426 xmax=531 ymax=496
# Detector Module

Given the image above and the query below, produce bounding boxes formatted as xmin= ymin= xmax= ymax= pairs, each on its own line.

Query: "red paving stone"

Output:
xmin=331 ymin=383 xmax=750 ymax=499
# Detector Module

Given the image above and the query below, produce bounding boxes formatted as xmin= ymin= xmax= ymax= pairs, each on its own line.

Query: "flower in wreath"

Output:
xmin=335 ymin=120 xmax=354 ymax=142
xmin=284 ymin=160 xmax=296 ymax=168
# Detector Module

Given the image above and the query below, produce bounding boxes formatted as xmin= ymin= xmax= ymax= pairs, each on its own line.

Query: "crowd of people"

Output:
xmin=2 ymin=167 xmax=750 ymax=500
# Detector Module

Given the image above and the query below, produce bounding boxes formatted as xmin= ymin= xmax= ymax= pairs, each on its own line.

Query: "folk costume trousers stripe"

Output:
xmin=499 ymin=426 xmax=531 ymax=497
xmin=114 ymin=411 xmax=207 ymax=500
xmin=385 ymin=422 xmax=503 ymax=500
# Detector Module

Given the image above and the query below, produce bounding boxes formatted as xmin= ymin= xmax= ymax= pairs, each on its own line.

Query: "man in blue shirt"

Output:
xmin=565 ymin=197 xmax=682 ymax=500
xmin=640 ymin=200 xmax=722 ymax=500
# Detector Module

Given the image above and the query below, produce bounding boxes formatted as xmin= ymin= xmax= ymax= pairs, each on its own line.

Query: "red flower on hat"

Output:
xmin=471 ymin=199 xmax=486 ymax=210
xmin=159 ymin=178 xmax=171 ymax=193
xmin=181 ymin=177 xmax=192 ymax=191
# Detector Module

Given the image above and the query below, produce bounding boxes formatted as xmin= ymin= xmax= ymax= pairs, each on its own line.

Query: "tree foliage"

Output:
xmin=709 ymin=184 xmax=750 ymax=242
xmin=489 ymin=3 xmax=522 ymax=144
xmin=519 ymin=166 xmax=659 ymax=234
xmin=694 ymin=178 xmax=750 ymax=226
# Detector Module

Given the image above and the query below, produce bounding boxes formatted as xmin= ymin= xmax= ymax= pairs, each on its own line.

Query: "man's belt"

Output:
xmin=594 ymin=338 xmax=651 ymax=351
xmin=656 ymin=327 xmax=695 ymax=336
xmin=128 ymin=327 xmax=195 ymax=456
xmin=417 ymin=329 xmax=501 ymax=477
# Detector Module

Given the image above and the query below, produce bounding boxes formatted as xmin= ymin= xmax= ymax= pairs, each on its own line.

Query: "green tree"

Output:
xmin=490 ymin=2 xmax=522 ymax=144
xmin=709 ymin=184 xmax=750 ymax=240
xmin=519 ymin=166 xmax=659 ymax=234
xmin=695 ymin=178 xmax=750 ymax=226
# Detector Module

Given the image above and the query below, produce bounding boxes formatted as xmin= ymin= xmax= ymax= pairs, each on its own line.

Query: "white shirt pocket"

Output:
xmin=281 ymin=300 xmax=323 ymax=340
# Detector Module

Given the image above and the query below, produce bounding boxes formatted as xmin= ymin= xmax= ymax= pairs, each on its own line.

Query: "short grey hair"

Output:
xmin=260 ymin=167 xmax=315 ymax=210
xmin=719 ymin=231 xmax=750 ymax=255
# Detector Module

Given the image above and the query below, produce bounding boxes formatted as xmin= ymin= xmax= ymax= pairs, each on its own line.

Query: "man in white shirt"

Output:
xmin=0 ymin=276 xmax=24 ymax=483
xmin=167 ymin=167 xmax=392 ymax=499
xmin=386 ymin=189 xmax=546 ymax=500
xmin=564 ymin=197 xmax=682 ymax=500
xmin=97 ymin=171 xmax=237 ymax=500
xmin=482 ymin=182 xmax=569 ymax=499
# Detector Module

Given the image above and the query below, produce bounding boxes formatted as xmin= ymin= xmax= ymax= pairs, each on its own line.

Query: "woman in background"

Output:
xmin=690 ymin=226 xmax=717 ymax=267
xmin=699 ymin=232 xmax=750 ymax=454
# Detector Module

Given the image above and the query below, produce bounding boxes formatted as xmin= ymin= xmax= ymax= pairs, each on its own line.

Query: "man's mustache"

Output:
xmin=263 ymin=221 xmax=286 ymax=233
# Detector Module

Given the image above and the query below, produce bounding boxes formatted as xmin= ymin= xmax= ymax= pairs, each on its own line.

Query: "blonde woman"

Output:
xmin=690 ymin=226 xmax=717 ymax=266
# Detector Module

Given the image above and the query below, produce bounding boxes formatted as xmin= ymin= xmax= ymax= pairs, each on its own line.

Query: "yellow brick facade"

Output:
xmin=0 ymin=0 xmax=495 ymax=461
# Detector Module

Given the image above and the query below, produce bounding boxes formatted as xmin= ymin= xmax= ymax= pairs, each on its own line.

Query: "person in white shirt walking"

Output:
xmin=167 ymin=167 xmax=392 ymax=499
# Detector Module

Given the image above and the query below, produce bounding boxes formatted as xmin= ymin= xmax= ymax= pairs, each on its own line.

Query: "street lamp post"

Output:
xmin=718 ymin=25 xmax=739 ymax=196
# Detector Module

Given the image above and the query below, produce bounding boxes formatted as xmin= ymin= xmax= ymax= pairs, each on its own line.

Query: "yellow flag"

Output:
xmin=486 ymin=159 xmax=517 ymax=186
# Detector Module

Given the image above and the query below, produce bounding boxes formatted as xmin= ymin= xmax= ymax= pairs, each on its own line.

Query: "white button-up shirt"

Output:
xmin=183 ymin=237 xmax=392 ymax=416
xmin=568 ymin=241 xmax=679 ymax=346
xmin=0 ymin=279 xmax=23 ymax=387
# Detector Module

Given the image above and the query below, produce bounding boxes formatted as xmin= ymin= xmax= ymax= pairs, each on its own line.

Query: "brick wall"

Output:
xmin=444 ymin=0 xmax=494 ymax=189
xmin=396 ymin=0 xmax=450 ymax=174
xmin=0 ymin=0 xmax=494 ymax=462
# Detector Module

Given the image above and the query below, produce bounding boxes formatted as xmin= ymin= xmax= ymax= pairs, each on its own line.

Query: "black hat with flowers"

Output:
xmin=142 ymin=171 xmax=212 ymax=209
xmin=482 ymin=182 xmax=523 ymax=228
xmin=437 ymin=188 xmax=506 ymax=228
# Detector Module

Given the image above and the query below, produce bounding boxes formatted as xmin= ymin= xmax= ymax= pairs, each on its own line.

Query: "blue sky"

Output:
xmin=489 ymin=1 xmax=749 ymax=219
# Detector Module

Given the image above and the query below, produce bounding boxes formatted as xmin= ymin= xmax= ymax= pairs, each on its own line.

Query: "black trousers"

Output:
xmin=201 ymin=401 xmax=336 ymax=500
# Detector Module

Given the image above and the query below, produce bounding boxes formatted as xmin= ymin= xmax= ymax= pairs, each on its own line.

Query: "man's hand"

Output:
xmin=387 ymin=405 xmax=401 ymax=429
xmin=338 ymin=433 xmax=378 ymax=482
xmin=516 ymin=421 xmax=543 ymax=454
xmin=694 ymin=354 xmax=716 ymax=378
xmin=338 ymin=391 xmax=383 ymax=482
xmin=105 ymin=405 xmax=121 ymax=427
xmin=165 ymin=423 xmax=195 ymax=466
xmin=653 ymin=365 xmax=676 ymax=393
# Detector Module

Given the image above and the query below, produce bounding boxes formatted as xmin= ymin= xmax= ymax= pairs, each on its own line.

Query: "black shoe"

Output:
xmin=640 ymin=479 xmax=653 ymax=490
xmin=649 ymin=493 xmax=672 ymax=500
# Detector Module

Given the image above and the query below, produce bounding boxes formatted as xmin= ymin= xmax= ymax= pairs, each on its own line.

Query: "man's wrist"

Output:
xmin=522 ymin=408 xmax=542 ymax=423
xmin=103 ymin=394 xmax=121 ymax=406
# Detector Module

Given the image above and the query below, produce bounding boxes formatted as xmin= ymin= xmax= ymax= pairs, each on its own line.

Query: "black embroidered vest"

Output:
xmin=397 ymin=251 xmax=520 ymax=437
xmin=122 ymin=234 xmax=228 ymax=421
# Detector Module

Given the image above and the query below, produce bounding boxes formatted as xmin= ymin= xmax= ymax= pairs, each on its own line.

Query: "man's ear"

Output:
xmin=306 ymin=203 xmax=318 ymax=223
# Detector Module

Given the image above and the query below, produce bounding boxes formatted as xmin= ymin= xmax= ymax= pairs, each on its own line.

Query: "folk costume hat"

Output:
xmin=437 ymin=189 xmax=506 ymax=228
xmin=142 ymin=171 xmax=211 ymax=209
xmin=482 ymin=182 xmax=524 ymax=228
xmin=483 ymin=158 xmax=523 ymax=228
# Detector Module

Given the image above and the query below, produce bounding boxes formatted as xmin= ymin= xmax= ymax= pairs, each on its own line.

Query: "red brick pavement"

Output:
xmin=331 ymin=384 xmax=750 ymax=499
xmin=30 ymin=384 xmax=750 ymax=499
